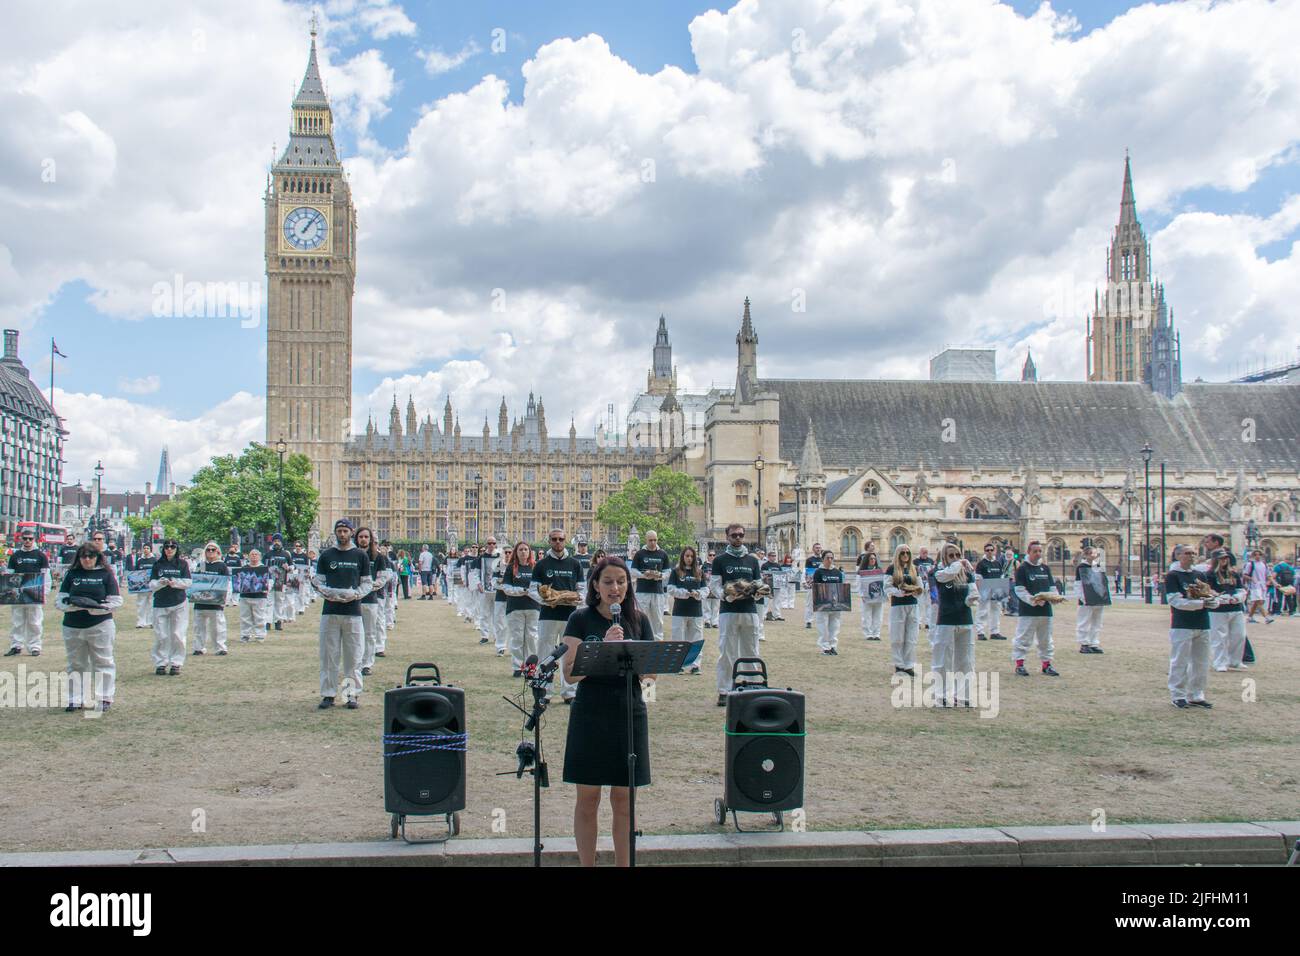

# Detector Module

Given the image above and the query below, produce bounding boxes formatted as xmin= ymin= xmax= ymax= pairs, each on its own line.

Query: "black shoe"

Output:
xmin=64 ymin=703 xmax=79 ymax=712
xmin=977 ymin=634 xmax=987 ymax=641
xmin=1172 ymin=698 xmax=1189 ymax=708
xmin=318 ymin=697 xmax=335 ymax=709
xmin=902 ymin=668 xmax=915 ymax=677
xmin=1091 ymin=647 xmax=1104 ymax=654
xmin=1015 ymin=664 xmax=1029 ymax=676
xmin=805 ymin=622 xmax=811 ymax=629
xmin=478 ymin=637 xmax=489 ymax=645
xmin=1188 ymin=699 xmax=1213 ymax=709
xmin=29 ymin=649 xmax=39 ymax=657
xmin=169 ymin=666 xmax=181 ymax=676
xmin=193 ymin=649 xmax=205 ymax=656
xmin=1042 ymin=665 xmax=1059 ymax=676
xmin=155 ymin=665 xmax=167 ymax=675
xmin=361 ymin=666 xmax=372 ymax=676
xmin=217 ymin=650 xmax=228 ymax=656
xmin=265 ymin=624 xmax=271 ymax=632
xmin=100 ymin=701 xmax=111 ymax=713
xmin=274 ymin=621 xmax=282 ymax=631
xmin=512 ymin=669 xmax=523 ymax=678
xmin=717 ymin=694 xmax=728 ymax=707
xmin=3 ymin=647 xmax=20 ymax=657
xmin=345 ymin=699 xmax=359 ymax=710
xmin=991 ymin=633 xmax=1007 ymax=640
xmin=1079 ymin=645 xmax=1093 ymax=654
xmin=375 ymin=651 xmax=385 ymax=658
xmin=822 ymin=648 xmax=834 ymax=656
xmin=563 ymin=698 xmax=573 ymax=706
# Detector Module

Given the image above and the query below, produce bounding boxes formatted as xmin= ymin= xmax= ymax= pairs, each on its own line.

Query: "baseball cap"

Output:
xmin=334 ymin=518 xmax=355 ymax=531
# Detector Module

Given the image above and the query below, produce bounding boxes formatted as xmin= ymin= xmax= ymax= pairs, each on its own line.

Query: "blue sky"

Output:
xmin=7 ymin=0 xmax=1298 ymax=488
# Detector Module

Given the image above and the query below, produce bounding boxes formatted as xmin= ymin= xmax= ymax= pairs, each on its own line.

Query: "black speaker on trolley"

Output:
xmin=723 ymin=661 xmax=805 ymax=814
xmin=383 ymin=664 xmax=466 ymax=816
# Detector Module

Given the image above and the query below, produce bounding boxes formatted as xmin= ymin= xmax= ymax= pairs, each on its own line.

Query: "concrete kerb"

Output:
xmin=2 ymin=822 xmax=1296 ymax=867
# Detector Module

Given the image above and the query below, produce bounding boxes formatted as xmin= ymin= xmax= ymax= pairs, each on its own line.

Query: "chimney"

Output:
xmin=2 ymin=330 xmax=17 ymax=360
xmin=145 ymin=481 xmax=152 ymax=497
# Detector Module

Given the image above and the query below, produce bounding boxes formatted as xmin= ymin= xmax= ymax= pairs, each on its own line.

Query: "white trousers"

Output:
xmin=1013 ymin=615 xmax=1054 ymax=663
xmin=860 ymin=601 xmax=884 ymax=639
xmin=671 ymin=614 xmax=703 ymax=662
xmin=64 ymin=620 xmax=116 ymax=706
xmin=918 ymin=589 xmax=933 ymax=627
xmin=1209 ymin=613 xmax=1246 ymax=670
xmin=717 ymin=612 xmax=761 ymax=692
xmin=10 ymin=605 xmax=43 ymax=652
xmin=492 ymin=601 xmax=508 ymax=652
xmin=815 ymin=610 xmax=842 ymax=650
xmin=635 ymin=592 xmax=665 ymax=639
xmin=930 ymin=624 xmax=976 ymax=704
xmin=319 ymin=614 xmax=364 ymax=699
xmin=360 ymin=603 xmax=383 ymax=669
xmin=1075 ymin=605 xmax=1104 ymax=646
xmin=977 ymin=597 xmax=1002 ymax=637
xmin=476 ymin=590 xmax=492 ymax=633
xmin=151 ymin=603 xmax=189 ymax=667
xmin=192 ymin=608 xmax=228 ymax=654
xmin=780 ymin=583 xmax=795 ymax=610
xmin=225 ymin=580 xmax=238 ymax=607
xmin=136 ymin=593 xmax=153 ymax=628
xmin=888 ymin=604 xmax=919 ymax=669
xmin=1168 ymin=627 xmax=1210 ymax=703
xmin=386 ymin=587 xmax=398 ymax=628
xmin=539 ymin=618 xmax=574 ymax=699
xmin=703 ymin=596 xmax=720 ymax=626
xmin=239 ymin=597 xmax=268 ymax=641
xmin=804 ymin=589 xmax=816 ymax=624
xmin=289 ymin=584 xmax=305 ymax=615
xmin=272 ymin=590 xmax=293 ymax=623
xmin=507 ymin=608 xmax=540 ymax=668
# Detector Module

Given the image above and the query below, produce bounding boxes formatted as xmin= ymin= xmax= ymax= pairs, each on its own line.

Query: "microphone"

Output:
xmin=538 ymin=643 xmax=568 ymax=674
xmin=611 ymin=602 xmax=621 ymax=627
xmin=522 ymin=653 xmax=539 ymax=680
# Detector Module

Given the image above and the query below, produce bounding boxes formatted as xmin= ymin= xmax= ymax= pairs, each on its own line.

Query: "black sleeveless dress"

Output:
xmin=561 ymin=606 xmax=652 ymax=787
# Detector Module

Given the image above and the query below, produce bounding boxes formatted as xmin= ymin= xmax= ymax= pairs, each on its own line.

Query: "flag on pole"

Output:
xmin=52 ymin=339 xmax=67 ymax=358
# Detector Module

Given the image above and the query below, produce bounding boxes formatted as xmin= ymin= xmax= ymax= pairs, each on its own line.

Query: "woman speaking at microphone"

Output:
xmin=560 ymin=554 xmax=653 ymax=867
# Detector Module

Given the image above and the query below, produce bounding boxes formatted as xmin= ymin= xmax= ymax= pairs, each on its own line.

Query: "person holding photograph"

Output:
xmin=666 ymin=546 xmax=706 ymax=674
xmin=501 ymin=541 xmax=541 ymax=676
xmin=973 ymin=543 xmax=1007 ymax=641
xmin=857 ymin=550 xmax=884 ymax=641
xmin=1073 ymin=546 xmax=1107 ymax=654
xmin=1206 ymin=548 xmax=1248 ymax=672
xmin=761 ymin=551 xmax=786 ymax=622
xmin=529 ymin=529 xmax=584 ymax=703
xmin=56 ymin=544 xmax=123 ymax=713
xmin=191 ymin=541 xmax=230 ymax=657
xmin=812 ymin=550 xmax=845 ymax=656
xmin=885 ymin=545 xmax=923 ymax=676
xmin=6 ymin=528 xmax=49 ymax=657
xmin=561 ymin=555 xmax=654 ymax=868
xmin=237 ymin=549 xmax=270 ymax=643
xmin=148 ymin=540 xmax=192 ymax=676
xmin=710 ymin=524 xmax=764 ymax=705
xmin=932 ymin=543 xmax=981 ymax=707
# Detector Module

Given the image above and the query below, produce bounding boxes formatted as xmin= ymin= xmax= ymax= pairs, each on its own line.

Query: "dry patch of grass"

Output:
xmin=2 ymin=596 xmax=1296 ymax=852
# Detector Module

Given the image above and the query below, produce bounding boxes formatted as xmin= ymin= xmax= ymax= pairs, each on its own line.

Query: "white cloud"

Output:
xmin=420 ymin=39 xmax=482 ymax=76
xmin=55 ymin=388 xmax=265 ymax=490
xmin=117 ymin=375 xmax=161 ymax=395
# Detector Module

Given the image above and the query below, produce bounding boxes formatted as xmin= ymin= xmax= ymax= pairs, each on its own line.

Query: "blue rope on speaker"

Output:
xmin=382 ymin=732 xmax=469 ymax=757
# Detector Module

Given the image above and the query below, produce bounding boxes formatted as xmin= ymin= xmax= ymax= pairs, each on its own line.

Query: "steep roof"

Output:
xmin=761 ymin=379 xmax=1300 ymax=473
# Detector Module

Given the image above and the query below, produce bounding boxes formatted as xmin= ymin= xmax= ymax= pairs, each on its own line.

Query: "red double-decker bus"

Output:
xmin=14 ymin=521 xmax=70 ymax=561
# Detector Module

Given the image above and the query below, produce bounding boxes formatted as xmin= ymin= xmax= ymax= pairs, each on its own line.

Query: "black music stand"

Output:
xmin=571 ymin=639 xmax=691 ymax=867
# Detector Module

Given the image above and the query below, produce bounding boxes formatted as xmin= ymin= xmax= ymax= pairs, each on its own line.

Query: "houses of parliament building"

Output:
xmin=266 ymin=29 xmax=1300 ymax=564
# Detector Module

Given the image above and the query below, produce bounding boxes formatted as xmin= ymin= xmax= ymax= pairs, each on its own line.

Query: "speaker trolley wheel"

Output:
xmin=390 ymin=811 xmax=461 ymax=845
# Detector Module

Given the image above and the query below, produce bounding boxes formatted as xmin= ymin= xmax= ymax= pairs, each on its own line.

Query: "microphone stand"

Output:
xmin=500 ymin=669 xmax=552 ymax=868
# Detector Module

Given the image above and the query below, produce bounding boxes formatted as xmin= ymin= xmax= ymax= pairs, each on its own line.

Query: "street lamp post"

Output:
xmin=793 ymin=479 xmax=803 ymax=555
xmin=276 ymin=438 xmax=287 ymax=540
xmin=754 ymin=455 xmax=765 ymax=550
xmin=1141 ymin=443 xmax=1153 ymax=604
xmin=1124 ymin=487 xmax=1136 ymax=598
xmin=1159 ymin=462 xmax=1167 ymax=604
xmin=93 ymin=460 xmax=105 ymax=535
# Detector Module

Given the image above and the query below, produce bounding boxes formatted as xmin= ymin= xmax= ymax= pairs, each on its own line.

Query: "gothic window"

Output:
xmin=377 ymin=465 xmax=391 ymax=480
xmin=465 ymin=489 xmax=478 ymax=509
xmin=407 ymin=519 xmax=420 ymax=539
xmin=1068 ymin=502 xmax=1087 ymax=521
xmin=581 ymin=469 xmax=592 ymax=483
xmin=734 ymin=479 xmax=751 ymax=507
xmin=376 ymin=488 xmax=390 ymax=509
xmin=435 ymin=489 xmax=448 ymax=509
xmin=1048 ymin=539 xmax=1066 ymax=562
xmin=580 ymin=491 xmax=593 ymax=511
xmin=889 ymin=528 xmax=909 ymax=553
xmin=609 ymin=471 xmax=620 ymax=484
xmin=1267 ymin=503 xmax=1286 ymax=523
xmin=406 ymin=489 xmax=419 ymax=509
xmin=494 ymin=489 xmax=507 ymax=510
xmin=552 ymin=468 xmax=563 ymax=482
xmin=1169 ymin=503 xmax=1187 ymax=523
xmin=1261 ymin=539 xmax=1276 ymax=562
xmin=523 ymin=491 xmax=535 ymax=511
xmin=523 ymin=468 xmax=535 ymax=482
xmin=407 ymin=466 xmax=419 ymax=482
xmin=963 ymin=498 xmax=985 ymax=519
xmin=347 ymin=488 xmax=361 ymax=510
xmin=864 ymin=480 xmax=880 ymax=499
xmin=495 ymin=468 xmax=507 ymax=481
xmin=841 ymin=528 xmax=860 ymax=555
xmin=435 ymin=466 xmax=449 ymax=481
xmin=552 ymin=491 xmax=564 ymax=510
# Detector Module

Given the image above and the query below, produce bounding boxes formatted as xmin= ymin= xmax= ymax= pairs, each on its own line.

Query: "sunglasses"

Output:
xmin=550 ymin=537 xmax=564 ymax=542
xmin=728 ymin=533 xmax=745 ymax=539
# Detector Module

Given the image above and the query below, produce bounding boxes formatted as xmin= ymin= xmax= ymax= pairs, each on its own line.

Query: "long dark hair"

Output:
xmin=676 ymin=546 xmax=699 ymax=577
xmin=585 ymin=555 xmax=641 ymax=633
xmin=507 ymin=540 xmax=533 ymax=575
xmin=356 ymin=527 xmax=378 ymax=562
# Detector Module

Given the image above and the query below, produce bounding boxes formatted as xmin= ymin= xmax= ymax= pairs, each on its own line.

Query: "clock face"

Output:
xmin=283 ymin=206 xmax=328 ymax=251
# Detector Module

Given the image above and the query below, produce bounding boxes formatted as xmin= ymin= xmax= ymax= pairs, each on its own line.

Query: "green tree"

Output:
xmin=153 ymin=444 xmax=318 ymax=547
xmin=595 ymin=465 xmax=702 ymax=552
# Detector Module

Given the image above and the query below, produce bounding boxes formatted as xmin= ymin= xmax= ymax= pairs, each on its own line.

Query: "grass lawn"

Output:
xmin=2 ymin=592 xmax=1296 ymax=852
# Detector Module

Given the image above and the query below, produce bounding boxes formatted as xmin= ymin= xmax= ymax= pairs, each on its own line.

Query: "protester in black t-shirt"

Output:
xmin=501 ymin=541 xmax=541 ymax=676
xmin=811 ymin=551 xmax=846 ymax=655
xmin=191 ymin=541 xmax=231 ymax=656
xmin=313 ymin=519 xmax=372 ymax=710
xmin=1166 ymin=544 xmax=1217 ymax=708
xmin=1011 ymin=541 xmax=1060 ymax=677
xmin=708 ymin=524 xmax=764 ymax=704
xmin=666 ymin=546 xmax=706 ymax=674
xmin=973 ymin=543 xmax=1007 ymax=641
xmin=630 ymin=530 xmax=670 ymax=641
xmin=147 ymin=541 xmax=191 ymax=676
xmin=6 ymin=529 xmax=49 ymax=656
xmin=55 ymin=544 xmax=123 ymax=712
xmin=932 ymin=543 xmax=981 ymax=707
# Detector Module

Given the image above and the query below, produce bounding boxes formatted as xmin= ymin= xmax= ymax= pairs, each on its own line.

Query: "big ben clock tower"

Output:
xmin=265 ymin=21 xmax=355 ymax=529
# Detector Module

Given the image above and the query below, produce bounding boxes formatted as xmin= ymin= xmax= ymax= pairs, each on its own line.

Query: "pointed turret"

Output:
xmin=443 ymin=397 xmax=453 ymax=437
xmin=1021 ymin=350 xmax=1038 ymax=382
xmin=388 ymin=395 xmax=402 ymax=437
xmin=406 ymin=395 xmax=417 ymax=437
xmin=797 ymin=419 xmax=825 ymax=481
xmin=453 ymin=415 xmax=461 ymax=453
xmin=276 ymin=20 xmax=339 ymax=169
xmin=734 ymin=297 xmax=759 ymax=405
xmin=1119 ymin=150 xmax=1137 ymax=226
xmin=569 ymin=416 xmax=577 ymax=453
xmin=482 ymin=416 xmax=491 ymax=448
xmin=498 ymin=396 xmax=508 ymax=437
